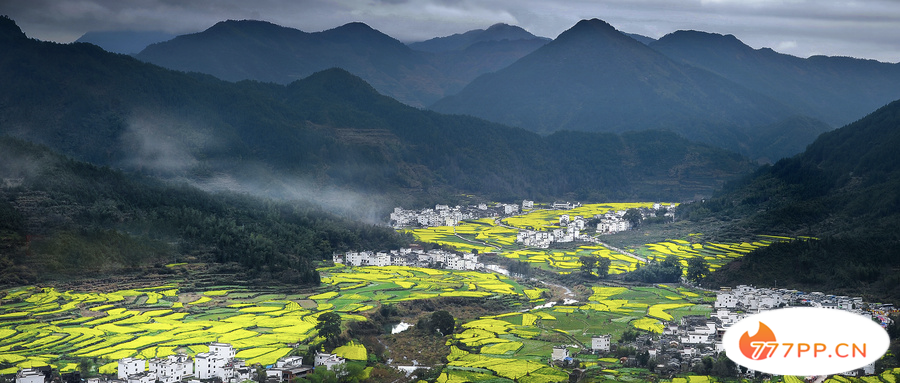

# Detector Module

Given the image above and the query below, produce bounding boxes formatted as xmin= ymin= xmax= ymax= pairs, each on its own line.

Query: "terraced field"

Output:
xmin=405 ymin=203 xmax=792 ymax=275
xmin=0 ymin=266 xmax=535 ymax=375
xmin=633 ymin=235 xmax=798 ymax=272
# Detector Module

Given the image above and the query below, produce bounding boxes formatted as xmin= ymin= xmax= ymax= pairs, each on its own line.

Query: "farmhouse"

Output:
xmin=550 ymin=346 xmax=570 ymax=361
xmin=266 ymin=356 xmax=312 ymax=382
xmin=591 ymin=334 xmax=611 ymax=352
xmin=149 ymin=354 xmax=192 ymax=383
xmin=314 ymin=352 xmax=346 ymax=371
xmin=117 ymin=358 xmax=144 ymax=380
xmin=15 ymin=368 xmax=45 ymax=383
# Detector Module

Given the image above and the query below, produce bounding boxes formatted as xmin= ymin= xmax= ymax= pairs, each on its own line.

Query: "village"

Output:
xmin=15 ymin=343 xmax=347 ymax=383
xmin=333 ymin=248 xmax=483 ymax=271
xmin=549 ymin=285 xmax=894 ymax=378
xmin=391 ymin=200 xmax=676 ymax=249
xmin=11 ymin=285 xmax=894 ymax=383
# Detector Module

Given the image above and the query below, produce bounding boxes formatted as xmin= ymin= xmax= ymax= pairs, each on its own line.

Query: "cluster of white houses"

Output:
xmin=334 ymin=248 xmax=483 ymax=271
xmin=389 ymin=202 xmax=520 ymax=228
xmin=98 ymin=343 xmax=346 ymax=383
xmin=116 ymin=343 xmax=251 ymax=383
xmin=547 ymin=285 xmax=890 ymax=377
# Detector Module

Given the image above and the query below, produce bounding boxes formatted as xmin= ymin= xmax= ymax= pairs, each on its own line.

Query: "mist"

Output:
xmin=119 ymin=112 xmax=392 ymax=224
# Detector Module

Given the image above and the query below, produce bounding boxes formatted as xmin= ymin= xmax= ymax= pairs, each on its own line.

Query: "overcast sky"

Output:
xmin=2 ymin=0 xmax=899 ymax=63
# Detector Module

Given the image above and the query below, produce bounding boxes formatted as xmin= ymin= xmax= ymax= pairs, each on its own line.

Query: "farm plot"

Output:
xmin=442 ymin=284 xmax=714 ymax=382
xmin=0 ymin=267 xmax=533 ymax=374
xmin=635 ymin=236 xmax=794 ymax=273
xmin=502 ymin=203 xmax=671 ymax=232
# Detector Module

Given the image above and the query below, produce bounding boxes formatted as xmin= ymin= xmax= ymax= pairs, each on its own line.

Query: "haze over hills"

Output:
xmin=0 ymin=16 xmax=754 ymax=216
xmin=75 ymin=30 xmax=176 ymax=55
xmin=649 ymin=30 xmax=900 ymax=128
xmin=135 ymin=20 xmax=547 ymax=107
xmin=431 ymin=18 xmax=813 ymax=161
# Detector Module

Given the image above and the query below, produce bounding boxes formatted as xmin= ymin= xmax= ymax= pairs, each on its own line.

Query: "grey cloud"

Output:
xmin=2 ymin=0 xmax=898 ymax=61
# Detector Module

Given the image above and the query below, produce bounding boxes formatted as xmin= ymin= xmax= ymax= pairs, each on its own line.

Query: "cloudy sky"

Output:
xmin=3 ymin=0 xmax=900 ymax=63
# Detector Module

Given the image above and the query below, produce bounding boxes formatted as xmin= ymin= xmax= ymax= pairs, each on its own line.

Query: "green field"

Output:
xmin=405 ymin=203 xmax=793 ymax=275
xmin=0 ymin=266 xmax=534 ymax=375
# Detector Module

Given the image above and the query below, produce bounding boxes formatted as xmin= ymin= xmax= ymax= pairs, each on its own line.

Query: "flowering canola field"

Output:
xmin=0 ymin=266 xmax=533 ymax=375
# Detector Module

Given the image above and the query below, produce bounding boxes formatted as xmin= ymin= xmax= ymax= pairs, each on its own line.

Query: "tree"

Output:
xmin=78 ymin=359 xmax=93 ymax=378
xmin=579 ymin=256 xmax=597 ymax=275
xmin=686 ymin=257 xmax=710 ymax=283
xmin=623 ymin=208 xmax=643 ymax=227
xmin=596 ymin=257 xmax=612 ymax=279
xmin=316 ymin=312 xmax=342 ymax=349
xmin=431 ymin=310 xmax=455 ymax=336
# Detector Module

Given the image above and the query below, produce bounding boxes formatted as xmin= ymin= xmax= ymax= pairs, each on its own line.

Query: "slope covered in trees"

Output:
xmin=680 ymin=99 xmax=900 ymax=303
xmin=0 ymin=136 xmax=405 ymax=286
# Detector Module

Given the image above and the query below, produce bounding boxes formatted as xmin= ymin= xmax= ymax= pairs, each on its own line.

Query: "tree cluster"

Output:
xmin=579 ymin=255 xmax=611 ymax=278
xmin=623 ymin=254 xmax=683 ymax=283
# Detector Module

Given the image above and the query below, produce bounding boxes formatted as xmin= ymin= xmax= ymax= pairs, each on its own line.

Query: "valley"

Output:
xmin=1 ymin=5 xmax=900 ymax=383
xmin=3 ymin=202 xmax=893 ymax=383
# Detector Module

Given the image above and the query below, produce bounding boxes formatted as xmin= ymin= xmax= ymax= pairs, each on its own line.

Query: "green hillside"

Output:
xmin=681 ymin=99 xmax=900 ymax=302
xmin=0 ymin=136 xmax=406 ymax=286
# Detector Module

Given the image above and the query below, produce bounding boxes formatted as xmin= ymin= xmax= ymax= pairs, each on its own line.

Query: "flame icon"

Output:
xmin=739 ymin=321 xmax=777 ymax=360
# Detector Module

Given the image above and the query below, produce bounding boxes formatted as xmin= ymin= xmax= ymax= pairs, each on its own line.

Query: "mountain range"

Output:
xmin=135 ymin=20 xmax=548 ymax=107
xmin=0 ymin=16 xmax=752 ymax=215
xmin=649 ymin=30 xmax=900 ymax=128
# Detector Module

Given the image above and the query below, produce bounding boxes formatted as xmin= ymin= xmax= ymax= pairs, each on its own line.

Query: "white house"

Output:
xmin=714 ymin=292 xmax=738 ymax=309
xmin=551 ymin=347 xmax=570 ymax=361
xmin=126 ymin=372 xmax=156 ymax=383
xmin=522 ymin=200 xmax=534 ymax=209
xmin=118 ymin=358 xmax=145 ymax=380
xmin=149 ymin=354 xmax=193 ymax=383
xmin=591 ymin=335 xmax=611 ymax=352
xmin=314 ymin=353 xmax=345 ymax=371
xmin=195 ymin=342 xmax=243 ymax=381
xmin=15 ymin=369 xmax=45 ymax=383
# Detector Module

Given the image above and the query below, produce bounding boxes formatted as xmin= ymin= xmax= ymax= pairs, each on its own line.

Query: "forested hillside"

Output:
xmin=680 ymin=99 xmax=900 ymax=303
xmin=0 ymin=137 xmax=406 ymax=286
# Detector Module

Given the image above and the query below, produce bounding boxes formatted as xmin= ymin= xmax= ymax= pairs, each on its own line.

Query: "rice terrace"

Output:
xmin=1 ymin=202 xmax=895 ymax=383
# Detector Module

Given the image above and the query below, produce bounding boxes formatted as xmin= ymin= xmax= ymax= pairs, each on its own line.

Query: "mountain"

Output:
xmin=75 ymin=30 xmax=176 ymax=54
xmin=0 ymin=16 xmax=754 ymax=209
xmin=134 ymin=20 xmax=545 ymax=107
xmin=135 ymin=19 xmax=447 ymax=106
xmin=624 ymin=32 xmax=655 ymax=45
xmin=431 ymin=18 xmax=807 ymax=160
xmin=649 ymin=30 xmax=900 ymax=128
xmin=407 ymin=23 xmax=548 ymax=52
xmin=0 ymin=136 xmax=405 ymax=286
xmin=681 ymin=99 xmax=900 ymax=302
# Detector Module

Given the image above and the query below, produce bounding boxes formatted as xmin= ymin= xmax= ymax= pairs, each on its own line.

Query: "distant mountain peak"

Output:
xmin=555 ymin=18 xmax=626 ymax=41
xmin=656 ymin=30 xmax=748 ymax=49
xmin=333 ymin=21 xmax=376 ymax=31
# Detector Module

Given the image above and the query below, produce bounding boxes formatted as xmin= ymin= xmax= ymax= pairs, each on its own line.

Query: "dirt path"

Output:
xmin=596 ymin=240 xmax=647 ymax=263
xmin=452 ymin=226 xmax=501 ymax=250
